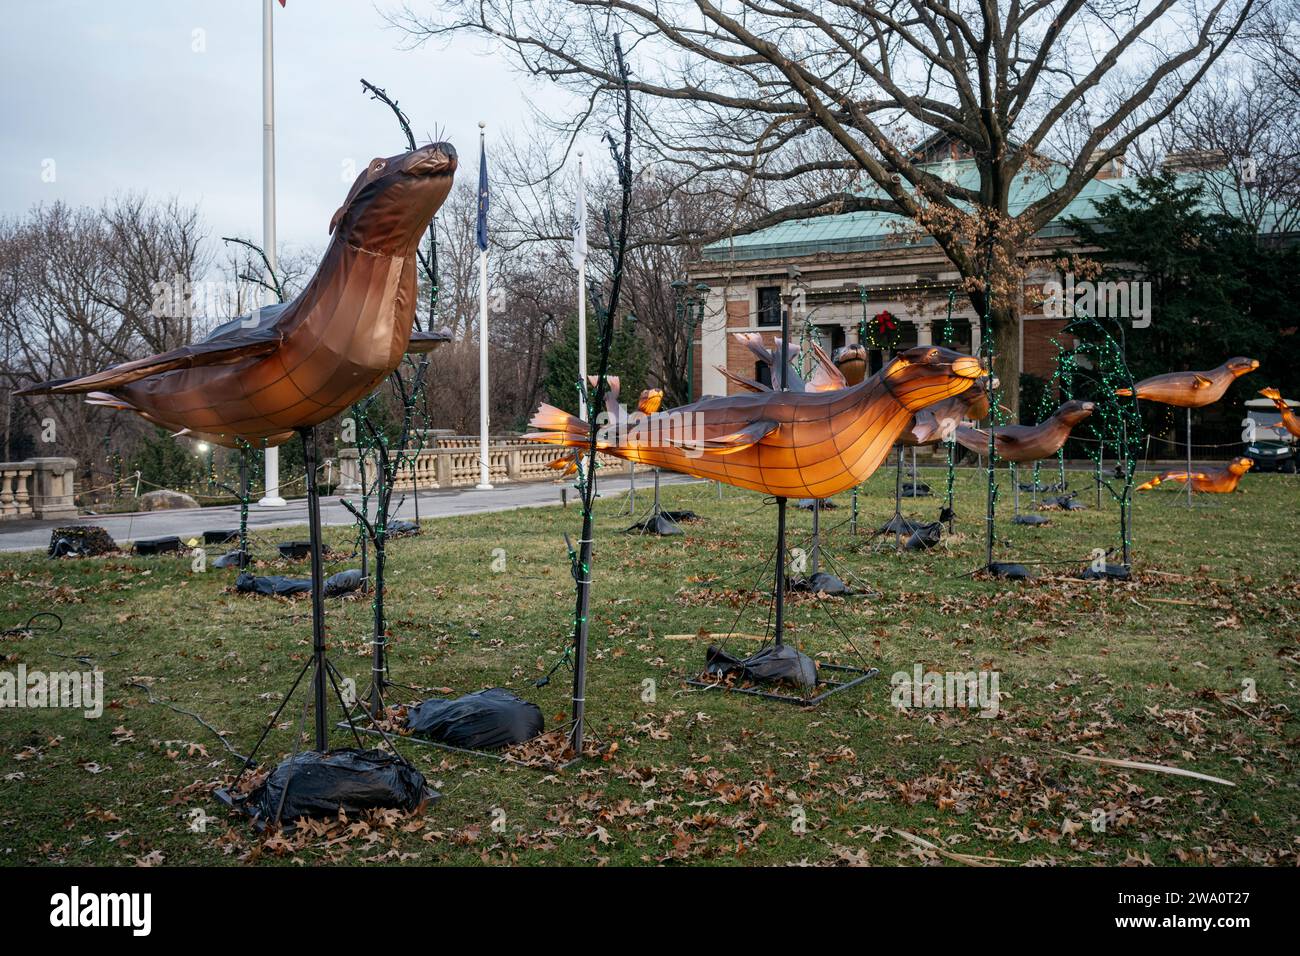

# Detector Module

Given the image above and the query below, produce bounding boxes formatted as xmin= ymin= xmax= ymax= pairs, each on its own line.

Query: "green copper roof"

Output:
xmin=700 ymin=159 xmax=1280 ymax=262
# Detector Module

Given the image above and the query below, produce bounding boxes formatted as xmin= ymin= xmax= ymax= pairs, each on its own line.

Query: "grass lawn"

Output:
xmin=1 ymin=464 xmax=1297 ymax=867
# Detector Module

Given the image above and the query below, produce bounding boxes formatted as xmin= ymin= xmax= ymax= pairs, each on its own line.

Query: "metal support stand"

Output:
xmin=686 ymin=304 xmax=876 ymax=706
xmin=303 ymin=427 xmax=329 ymax=750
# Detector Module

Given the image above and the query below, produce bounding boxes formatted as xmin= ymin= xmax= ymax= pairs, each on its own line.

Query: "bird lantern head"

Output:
xmin=1226 ymin=357 xmax=1260 ymax=377
xmin=1228 ymin=456 xmax=1254 ymax=475
xmin=1056 ymin=399 xmax=1095 ymax=426
xmin=882 ymin=346 xmax=984 ymax=411
xmin=329 ymin=142 xmax=458 ymax=255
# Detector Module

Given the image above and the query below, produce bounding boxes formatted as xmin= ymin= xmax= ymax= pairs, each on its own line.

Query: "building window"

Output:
xmin=757 ymin=286 xmax=781 ymax=327
xmin=756 ymin=361 xmax=772 ymax=389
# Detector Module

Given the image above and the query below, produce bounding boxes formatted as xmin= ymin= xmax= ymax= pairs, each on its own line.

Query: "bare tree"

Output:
xmin=396 ymin=0 xmax=1256 ymax=413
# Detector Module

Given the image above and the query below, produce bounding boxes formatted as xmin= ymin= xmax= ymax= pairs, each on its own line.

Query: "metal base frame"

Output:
xmin=686 ymin=662 xmax=880 ymax=707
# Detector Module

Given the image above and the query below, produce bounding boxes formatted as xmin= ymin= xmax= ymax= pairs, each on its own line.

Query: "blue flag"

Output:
xmin=476 ymin=138 xmax=489 ymax=252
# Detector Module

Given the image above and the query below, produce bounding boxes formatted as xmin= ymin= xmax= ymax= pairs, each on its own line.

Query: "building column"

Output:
xmin=969 ymin=319 xmax=981 ymax=356
xmin=913 ymin=319 xmax=933 ymax=347
xmin=699 ymin=289 xmax=730 ymax=398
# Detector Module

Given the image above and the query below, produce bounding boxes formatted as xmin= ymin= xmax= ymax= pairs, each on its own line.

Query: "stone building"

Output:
xmin=684 ymin=139 xmax=1153 ymax=400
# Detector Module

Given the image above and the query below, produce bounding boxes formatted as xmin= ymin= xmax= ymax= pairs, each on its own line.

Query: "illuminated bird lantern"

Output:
xmin=20 ymin=142 xmax=458 ymax=818
xmin=954 ymin=400 xmax=1095 ymax=462
xmin=1114 ymin=357 xmax=1258 ymax=507
xmin=1115 ymin=357 xmax=1259 ymax=407
xmin=527 ymin=345 xmax=984 ymax=500
xmin=954 ymin=400 xmax=1095 ymax=523
xmin=19 ymin=143 xmax=458 ymax=445
xmin=533 ymin=333 xmax=982 ymax=703
xmin=1138 ymin=457 xmax=1253 ymax=493
xmin=1259 ymin=387 xmax=1300 ymax=438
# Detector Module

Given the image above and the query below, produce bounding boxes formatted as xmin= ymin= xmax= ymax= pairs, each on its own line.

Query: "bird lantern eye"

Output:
xmin=370 ymin=159 xmax=387 ymax=173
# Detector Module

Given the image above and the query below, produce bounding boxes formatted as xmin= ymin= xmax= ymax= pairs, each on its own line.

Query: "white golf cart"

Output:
xmin=1244 ymin=396 xmax=1299 ymax=473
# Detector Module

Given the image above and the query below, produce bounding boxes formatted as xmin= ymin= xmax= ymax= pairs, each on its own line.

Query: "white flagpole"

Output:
xmin=476 ymin=122 xmax=493 ymax=490
xmin=576 ymin=151 xmax=588 ymax=421
xmin=258 ymin=0 xmax=286 ymax=507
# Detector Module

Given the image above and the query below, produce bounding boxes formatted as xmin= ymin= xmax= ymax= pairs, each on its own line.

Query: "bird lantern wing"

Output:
xmin=17 ymin=310 xmax=287 ymax=396
xmin=804 ymin=341 xmax=848 ymax=392
xmin=953 ymin=424 xmax=990 ymax=455
xmin=715 ymin=365 xmax=770 ymax=393
xmin=406 ymin=327 xmax=453 ymax=353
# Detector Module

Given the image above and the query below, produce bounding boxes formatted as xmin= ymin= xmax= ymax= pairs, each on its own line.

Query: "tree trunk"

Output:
xmin=991 ymin=301 xmax=1020 ymax=422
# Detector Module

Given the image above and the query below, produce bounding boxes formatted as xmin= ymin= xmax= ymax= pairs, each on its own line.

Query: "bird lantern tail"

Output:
xmin=524 ymin=403 xmax=591 ymax=449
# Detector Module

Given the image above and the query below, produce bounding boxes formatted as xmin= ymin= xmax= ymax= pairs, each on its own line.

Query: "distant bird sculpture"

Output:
xmin=1138 ymin=457 xmax=1253 ymax=493
xmin=1259 ymin=387 xmax=1300 ymax=438
xmin=906 ymin=380 xmax=995 ymax=446
xmin=1115 ymin=357 xmax=1258 ymax=407
xmin=832 ymin=343 xmax=869 ymax=386
xmin=526 ymin=346 xmax=984 ymax=499
xmin=18 ymin=143 xmax=458 ymax=447
xmin=716 ymin=332 xmax=845 ymax=394
xmin=953 ymin=400 xmax=1094 ymax=463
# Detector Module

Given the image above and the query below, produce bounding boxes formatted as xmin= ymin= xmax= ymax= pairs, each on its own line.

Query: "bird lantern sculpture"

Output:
xmin=19 ymin=143 xmax=458 ymax=445
xmin=1138 ymin=457 xmax=1253 ymax=493
xmin=526 ymin=344 xmax=984 ymax=500
xmin=1115 ymin=357 xmax=1259 ymax=407
xmin=1259 ymin=388 xmax=1300 ymax=438
xmin=20 ymin=142 xmax=458 ymax=818
xmin=1114 ymin=357 xmax=1258 ymax=508
xmin=953 ymin=400 xmax=1095 ymax=462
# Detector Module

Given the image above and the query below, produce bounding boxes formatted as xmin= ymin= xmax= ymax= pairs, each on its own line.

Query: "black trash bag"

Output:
xmin=904 ymin=521 xmax=944 ymax=550
xmin=237 ymin=572 xmax=310 ymax=596
xmin=796 ymin=498 xmax=836 ymax=510
xmin=236 ymin=569 xmax=363 ymax=597
xmin=988 ymin=561 xmax=1033 ymax=580
xmin=625 ymin=512 xmax=683 ymax=535
xmin=878 ymin=514 xmax=923 ymax=535
xmin=323 ymin=569 xmax=363 ymax=596
xmin=1045 ymin=493 xmax=1086 ymax=511
xmin=242 ymin=748 xmax=429 ymax=823
xmin=660 ymin=509 xmax=700 ymax=523
xmin=405 ymin=688 xmax=543 ymax=750
xmin=706 ymin=643 xmax=817 ymax=689
xmin=203 ymin=529 xmax=239 ymax=545
xmin=789 ymin=570 xmax=851 ymax=595
xmin=48 ymin=526 xmax=117 ymax=558
xmin=278 ymin=541 xmax=311 ymax=560
xmin=212 ymin=549 xmax=250 ymax=569
xmin=387 ymin=519 xmax=420 ymax=537
xmin=1079 ymin=563 xmax=1131 ymax=581
xmin=901 ymin=482 xmax=932 ymax=497
xmin=134 ymin=536 xmax=181 ymax=556
xmin=1013 ymin=513 xmax=1051 ymax=526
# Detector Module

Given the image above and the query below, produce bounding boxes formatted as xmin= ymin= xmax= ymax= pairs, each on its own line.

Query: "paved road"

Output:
xmin=0 ymin=472 xmax=701 ymax=553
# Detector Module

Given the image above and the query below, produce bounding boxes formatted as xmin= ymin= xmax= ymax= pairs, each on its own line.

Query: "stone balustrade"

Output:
xmin=0 ymin=457 xmax=79 ymax=520
xmin=337 ymin=438 xmax=646 ymax=493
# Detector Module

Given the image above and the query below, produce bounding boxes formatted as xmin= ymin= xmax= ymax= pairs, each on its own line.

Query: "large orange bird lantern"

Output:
xmin=525 ymin=346 xmax=984 ymax=500
xmin=1138 ymin=457 xmax=1253 ymax=493
xmin=18 ymin=143 xmax=458 ymax=446
xmin=1116 ymin=357 xmax=1258 ymax=407
xmin=1260 ymin=387 xmax=1300 ymax=438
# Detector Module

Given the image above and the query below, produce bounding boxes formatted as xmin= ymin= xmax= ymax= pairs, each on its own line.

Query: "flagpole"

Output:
xmin=258 ymin=0 xmax=286 ymax=508
xmin=576 ymin=151 xmax=588 ymax=421
xmin=475 ymin=121 xmax=493 ymax=490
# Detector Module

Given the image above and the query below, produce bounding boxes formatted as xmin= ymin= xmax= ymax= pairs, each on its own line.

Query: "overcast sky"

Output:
xmin=0 ymin=1 xmax=574 ymax=254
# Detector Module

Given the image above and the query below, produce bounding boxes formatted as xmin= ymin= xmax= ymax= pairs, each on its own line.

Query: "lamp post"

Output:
xmin=672 ymin=279 xmax=711 ymax=403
